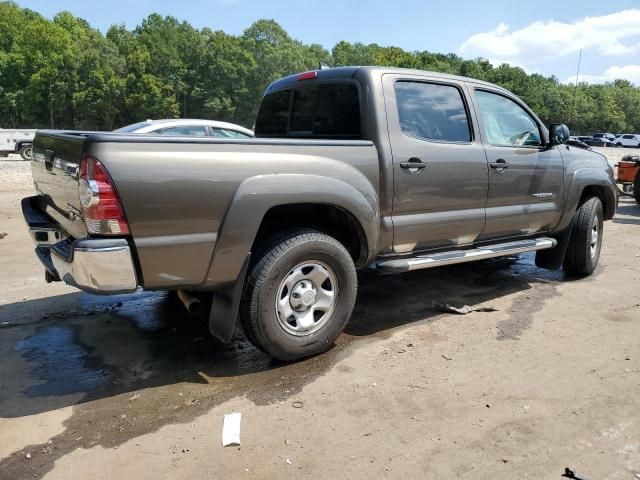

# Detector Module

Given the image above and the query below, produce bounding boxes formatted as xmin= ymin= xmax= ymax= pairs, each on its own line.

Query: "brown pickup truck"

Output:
xmin=22 ymin=67 xmax=617 ymax=360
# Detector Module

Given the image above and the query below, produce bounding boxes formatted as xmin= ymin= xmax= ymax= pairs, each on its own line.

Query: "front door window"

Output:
xmin=475 ymin=90 xmax=541 ymax=147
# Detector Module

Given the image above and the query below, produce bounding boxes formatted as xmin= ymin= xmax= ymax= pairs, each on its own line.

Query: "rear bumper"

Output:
xmin=50 ymin=238 xmax=138 ymax=294
xmin=22 ymin=195 xmax=138 ymax=295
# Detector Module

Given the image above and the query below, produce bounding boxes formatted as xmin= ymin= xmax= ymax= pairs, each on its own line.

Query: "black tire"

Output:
xmin=563 ymin=196 xmax=604 ymax=276
xmin=634 ymin=171 xmax=640 ymax=205
xmin=240 ymin=229 xmax=357 ymax=361
xmin=616 ymin=142 xmax=623 ymax=147
xmin=19 ymin=144 xmax=32 ymax=161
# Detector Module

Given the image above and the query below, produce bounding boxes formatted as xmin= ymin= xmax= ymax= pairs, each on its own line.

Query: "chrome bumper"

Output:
xmin=50 ymin=239 xmax=138 ymax=294
xmin=22 ymin=195 xmax=138 ymax=295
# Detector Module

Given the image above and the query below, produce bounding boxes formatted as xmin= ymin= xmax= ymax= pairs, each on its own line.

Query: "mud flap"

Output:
xmin=535 ymin=225 xmax=573 ymax=270
xmin=208 ymin=254 xmax=251 ymax=343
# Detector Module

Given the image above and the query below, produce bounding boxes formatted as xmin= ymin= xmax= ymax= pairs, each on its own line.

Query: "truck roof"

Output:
xmin=265 ymin=66 xmax=511 ymax=96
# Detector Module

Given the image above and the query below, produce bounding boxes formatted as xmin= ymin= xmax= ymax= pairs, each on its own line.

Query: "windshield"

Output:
xmin=113 ymin=121 xmax=152 ymax=133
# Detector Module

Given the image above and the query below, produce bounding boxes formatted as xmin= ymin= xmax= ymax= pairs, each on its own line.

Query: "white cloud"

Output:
xmin=565 ymin=65 xmax=640 ymax=85
xmin=485 ymin=58 xmax=535 ymax=74
xmin=598 ymin=42 xmax=640 ymax=57
xmin=460 ymin=10 xmax=640 ymax=63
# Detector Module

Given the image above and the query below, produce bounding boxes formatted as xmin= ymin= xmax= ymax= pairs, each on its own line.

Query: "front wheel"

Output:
xmin=563 ymin=196 xmax=604 ymax=276
xmin=19 ymin=144 xmax=32 ymax=161
xmin=240 ymin=229 xmax=357 ymax=361
xmin=634 ymin=171 xmax=640 ymax=205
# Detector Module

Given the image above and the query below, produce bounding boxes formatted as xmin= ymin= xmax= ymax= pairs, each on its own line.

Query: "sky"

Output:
xmin=15 ymin=0 xmax=640 ymax=84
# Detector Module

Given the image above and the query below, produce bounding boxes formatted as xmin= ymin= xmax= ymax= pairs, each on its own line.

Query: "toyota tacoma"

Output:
xmin=22 ymin=67 xmax=617 ymax=360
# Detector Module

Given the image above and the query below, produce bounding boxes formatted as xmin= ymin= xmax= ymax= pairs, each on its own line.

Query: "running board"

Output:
xmin=376 ymin=238 xmax=557 ymax=273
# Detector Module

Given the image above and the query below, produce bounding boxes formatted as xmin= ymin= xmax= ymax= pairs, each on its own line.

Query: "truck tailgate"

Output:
xmin=31 ymin=131 xmax=89 ymax=239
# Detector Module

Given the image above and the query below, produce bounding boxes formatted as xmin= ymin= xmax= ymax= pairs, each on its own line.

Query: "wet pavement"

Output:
xmin=0 ymin=251 xmax=570 ymax=478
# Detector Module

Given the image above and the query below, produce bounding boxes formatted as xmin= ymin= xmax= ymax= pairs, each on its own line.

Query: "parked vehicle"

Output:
xmin=614 ymin=134 xmax=640 ymax=148
xmin=22 ymin=67 xmax=617 ymax=361
xmin=592 ymin=132 xmax=616 ymax=142
xmin=0 ymin=128 xmax=36 ymax=160
xmin=566 ymin=137 xmax=592 ymax=150
xmin=581 ymin=136 xmax=621 ymax=148
xmin=114 ymin=119 xmax=254 ymax=138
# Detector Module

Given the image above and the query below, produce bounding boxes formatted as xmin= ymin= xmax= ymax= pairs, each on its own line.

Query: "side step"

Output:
xmin=376 ymin=238 xmax=557 ymax=274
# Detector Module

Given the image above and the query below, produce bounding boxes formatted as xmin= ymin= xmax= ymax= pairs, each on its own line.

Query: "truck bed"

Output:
xmin=31 ymin=131 xmax=380 ymax=290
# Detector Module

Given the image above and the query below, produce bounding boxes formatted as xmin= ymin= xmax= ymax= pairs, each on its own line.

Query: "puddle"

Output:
xmin=15 ymin=326 xmax=111 ymax=397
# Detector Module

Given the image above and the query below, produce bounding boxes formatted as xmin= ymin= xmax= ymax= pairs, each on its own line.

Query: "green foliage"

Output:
xmin=1 ymin=1 xmax=639 ymax=133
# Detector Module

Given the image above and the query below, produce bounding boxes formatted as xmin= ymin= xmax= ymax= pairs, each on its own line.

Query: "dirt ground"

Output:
xmin=0 ymin=154 xmax=639 ymax=480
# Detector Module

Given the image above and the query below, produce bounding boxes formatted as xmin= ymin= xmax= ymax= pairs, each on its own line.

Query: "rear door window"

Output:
xmin=395 ymin=81 xmax=471 ymax=142
xmin=209 ymin=128 xmax=252 ymax=138
xmin=255 ymin=83 xmax=361 ymax=138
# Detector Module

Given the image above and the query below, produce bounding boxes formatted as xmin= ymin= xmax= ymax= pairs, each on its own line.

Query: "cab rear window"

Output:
xmin=255 ymin=84 xmax=361 ymax=138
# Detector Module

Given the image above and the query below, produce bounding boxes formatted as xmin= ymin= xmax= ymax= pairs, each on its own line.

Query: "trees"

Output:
xmin=0 ymin=1 xmax=638 ymax=133
xmin=239 ymin=20 xmax=328 ymax=125
xmin=610 ymin=80 xmax=640 ymax=133
xmin=55 ymin=12 xmax=125 ymax=130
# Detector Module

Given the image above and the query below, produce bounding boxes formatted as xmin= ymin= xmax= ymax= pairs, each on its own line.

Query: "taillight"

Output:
xmin=78 ymin=155 xmax=129 ymax=235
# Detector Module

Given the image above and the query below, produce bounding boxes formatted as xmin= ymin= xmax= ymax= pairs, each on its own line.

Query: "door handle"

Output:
xmin=490 ymin=159 xmax=510 ymax=170
xmin=400 ymin=158 xmax=427 ymax=171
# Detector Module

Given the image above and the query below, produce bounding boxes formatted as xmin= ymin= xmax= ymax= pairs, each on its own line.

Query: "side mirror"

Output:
xmin=549 ymin=123 xmax=570 ymax=146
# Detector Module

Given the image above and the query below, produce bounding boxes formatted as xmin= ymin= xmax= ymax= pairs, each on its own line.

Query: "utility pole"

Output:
xmin=571 ymin=49 xmax=582 ymax=130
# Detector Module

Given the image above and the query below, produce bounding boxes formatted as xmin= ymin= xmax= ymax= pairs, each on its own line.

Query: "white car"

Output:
xmin=114 ymin=119 xmax=254 ymax=138
xmin=615 ymin=134 xmax=640 ymax=148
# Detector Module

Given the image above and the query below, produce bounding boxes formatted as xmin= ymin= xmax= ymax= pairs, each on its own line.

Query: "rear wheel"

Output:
xmin=563 ymin=196 xmax=603 ymax=276
xmin=19 ymin=144 xmax=32 ymax=161
xmin=634 ymin=171 xmax=640 ymax=205
xmin=240 ymin=229 xmax=357 ymax=361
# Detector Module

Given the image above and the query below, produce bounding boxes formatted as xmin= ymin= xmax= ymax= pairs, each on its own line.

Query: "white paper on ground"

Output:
xmin=222 ymin=413 xmax=242 ymax=447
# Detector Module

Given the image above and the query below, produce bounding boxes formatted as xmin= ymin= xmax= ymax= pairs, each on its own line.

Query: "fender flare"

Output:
xmin=538 ymin=168 xmax=616 ymax=271
xmin=206 ymin=173 xmax=379 ymax=342
xmin=556 ymin=168 xmax=617 ymax=231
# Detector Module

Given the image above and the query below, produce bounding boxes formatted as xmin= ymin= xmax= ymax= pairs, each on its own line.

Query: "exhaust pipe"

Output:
xmin=177 ymin=289 xmax=202 ymax=315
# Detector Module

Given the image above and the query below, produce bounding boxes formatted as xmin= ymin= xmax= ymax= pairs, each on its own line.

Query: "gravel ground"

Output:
xmin=0 ymin=157 xmax=33 ymax=188
xmin=592 ymin=146 xmax=640 ymax=162
xmin=0 ymin=152 xmax=639 ymax=480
